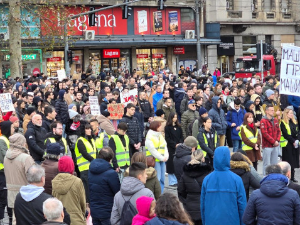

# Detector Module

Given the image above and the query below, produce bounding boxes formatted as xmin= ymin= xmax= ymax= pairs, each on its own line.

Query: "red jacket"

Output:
xmin=260 ymin=117 xmax=281 ymax=148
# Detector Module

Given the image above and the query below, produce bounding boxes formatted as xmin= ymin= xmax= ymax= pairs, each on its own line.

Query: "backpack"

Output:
xmin=120 ymin=195 xmax=138 ymax=225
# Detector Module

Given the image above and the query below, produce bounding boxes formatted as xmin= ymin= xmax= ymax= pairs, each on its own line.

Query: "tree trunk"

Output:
xmin=9 ymin=0 xmax=22 ymax=79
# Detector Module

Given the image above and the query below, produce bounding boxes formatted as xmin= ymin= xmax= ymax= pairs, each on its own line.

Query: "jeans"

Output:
xmin=80 ymin=170 xmax=90 ymax=203
xmin=155 ymin=161 xmax=165 ymax=192
xmin=168 ymin=174 xmax=177 ymax=185
xmin=263 ymin=146 xmax=279 ymax=175
xmin=92 ymin=218 xmax=111 ymax=225
xmin=232 ymin=140 xmax=242 ymax=152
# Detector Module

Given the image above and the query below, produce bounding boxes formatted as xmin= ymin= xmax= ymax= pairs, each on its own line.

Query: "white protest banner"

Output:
xmin=120 ymin=89 xmax=138 ymax=105
xmin=0 ymin=93 xmax=14 ymax=112
xmin=89 ymin=96 xmax=101 ymax=115
xmin=57 ymin=69 xmax=67 ymax=81
xmin=280 ymin=45 xmax=300 ymax=96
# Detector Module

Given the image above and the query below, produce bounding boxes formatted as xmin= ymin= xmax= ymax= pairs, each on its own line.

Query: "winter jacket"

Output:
xmin=25 ymin=123 xmax=47 ymax=162
xmin=262 ymin=99 xmax=281 ymax=117
xmin=42 ymin=222 xmax=67 ymax=225
xmin=152 ymin=92 xmax=163 ymax=112
xmin=134 ymin=107 xmax=145 ymax=137
xmin=201 ymin=146 xmax=247 ymax=225
xmin=55 ymin=99 xmax=69 ymax=124
xmin=162 ymin=104 xmax=175 ymax=121
xmin=52 ymin=173 xmax=86 ymax=225
xmin=120 ymin=115 xmax=142 ymax=145
xmin=174 ymin=88 xmax=186 ymax=116
xmin=42 ymin=117 xmax=55 ymax=133
xmin=208 ymin=97 xmax=228 ymax=135
xmin=89 ymin=158 xmax=120 ymax=220
xmin=139 ymin=99 xmax=154 ymax=120
xmin=226 ymin=105 xmax=246 ymax=140
xmin=14 ymin=185 xmax=70 ymax=225
xmin=96 ymin=115 xmax=116 ymax=136
xmin=197 ymin=127 xmax=219 ymax=157
xmin=178 ymin=163 xmax=212 ymax=222
xmin=250 ymin=94 xmax=265 ymax=123
xmin=132 ymin=196 xmax=156 ymax=225
xmin=145 ymin=129 xmax=169 ymax=162
xmin=288 ymin=95 xmax=300 ymax=111
xmin=260 ymin=116 xmax=281 ymax=148
xmin=242 ymin=173 xmax=300 ymax=225
xmin=230 ymin=160 xmax=260 ymax=200
xmin=181 ymin=109 xmax=199 ymax=139
xmin=180 ymin=95 xmax=193 ymax=115
xmin=288 ymin=181 xmax=300 ymax=196
xmin=16 ymin=109 xmax=25 ymax=127
xmin=4 ymin=144 xmax=34 ymax=208
xmin=173 ymin=144 xmax=192 ymax=181
xmin=110 ymin=176 xmax=154 ymax=225
xmin=100 ymin=100 xmax=109 ymax=114
xmin=146 ymin=217 xmax=188 ymax=225
xmin=41 ymin=159 xmax=59 ymax=195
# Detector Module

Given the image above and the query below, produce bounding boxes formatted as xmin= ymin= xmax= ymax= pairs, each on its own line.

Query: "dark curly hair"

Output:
xmin=155 ymin=193 xmax=194 ymax=225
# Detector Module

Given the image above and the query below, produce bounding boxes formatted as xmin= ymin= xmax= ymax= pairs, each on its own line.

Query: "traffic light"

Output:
xmin=158 ymin=0 xmax=165 ymax=10
xmin=122 ymin=0 xmax=131 ymax=19
xmin=89 ymin=7 xmax=96 ymax=26
xmin=67 ymin=50 xmax=73 ymax=64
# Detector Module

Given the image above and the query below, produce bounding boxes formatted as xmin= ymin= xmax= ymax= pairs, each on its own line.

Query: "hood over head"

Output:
xmin=120 ymin=176 xmax=145 ymax=196
xmin=213 ymin=146 xmax=230 ymax=171
xmin=20 ymin=184 xmax=44 ymax=202
xmin=245 ymin=101 xmax=254 ymax=112
xmin=260 ymin=173 xmax=289 ymax=197
xmin=136 ymin=196 xmax=155 ymax=217
xmin=250 ymin=94 xmax=260 ymax=102
xmin=58 ymin=156 xmax=74 ymax=174
xmin=146 ymin=167 xmax=157 ymax=180
xmin=211 ymin=96 xmax=221 ymax=111
xmin=0 ymin=121 xmax=12 ymax=138
xmin=89 ymin=158 xmax=112 ymax=175
xmin=174 ymin=143 xmax=192 ymax=158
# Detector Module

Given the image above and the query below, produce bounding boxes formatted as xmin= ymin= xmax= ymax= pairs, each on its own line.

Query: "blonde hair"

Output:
xmin=282 ymin=108 xmax=297 ymax=125
xmin=188 ymin=150 xmax=204 ymax=165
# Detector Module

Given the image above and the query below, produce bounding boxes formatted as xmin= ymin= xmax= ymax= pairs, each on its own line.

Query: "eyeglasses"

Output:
xmin=191 ymin=104 xmax=196 ymax=107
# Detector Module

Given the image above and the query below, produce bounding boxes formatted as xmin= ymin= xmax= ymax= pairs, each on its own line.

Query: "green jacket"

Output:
xmin=181 ymin=109 xmax=199 ymax=139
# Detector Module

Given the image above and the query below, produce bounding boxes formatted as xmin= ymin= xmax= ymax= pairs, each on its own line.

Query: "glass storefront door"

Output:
xmin=102 ymin=59 xmax=119 ymax=73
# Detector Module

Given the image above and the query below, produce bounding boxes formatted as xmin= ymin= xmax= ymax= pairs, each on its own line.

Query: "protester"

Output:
xmin=278 ymin=161 xmax=300 ymax=196
xmin=42 ymin=198 xmax=67 ymax=225
xmin=132 ymin=196 xmax=156 ymax=225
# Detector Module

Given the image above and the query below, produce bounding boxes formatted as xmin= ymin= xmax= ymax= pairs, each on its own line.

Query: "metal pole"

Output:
xmin=64 ymin=23 xmax=70 ymax=78
xmin=261 ymin=40 xmax=264 ymax=82
xmin=195 ymin=0 xmax=201 ymax=72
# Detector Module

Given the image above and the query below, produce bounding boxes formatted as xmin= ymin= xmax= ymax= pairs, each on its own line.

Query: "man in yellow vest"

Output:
xmin=0 ymin=121 xmax=14 ymax=224
xmin=90 ymin=119 xmax=109 ymax=153
xmin=108 ymin=122 xmax=130 ymax=182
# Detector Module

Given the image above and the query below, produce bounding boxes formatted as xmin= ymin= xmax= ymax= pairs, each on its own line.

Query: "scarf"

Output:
xmin=248 ymin=123 xmax=254 ymax=130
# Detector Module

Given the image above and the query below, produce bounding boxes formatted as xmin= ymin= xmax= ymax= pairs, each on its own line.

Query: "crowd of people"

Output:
xmin=0 ymin=66 xmax=300 ymax=225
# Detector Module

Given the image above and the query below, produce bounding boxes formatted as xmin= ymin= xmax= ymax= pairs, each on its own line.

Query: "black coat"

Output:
xmin=100 ymin=101 xmax=109 ymax=114
xmin=288 ymin=181 xmax=300 ymax=196
xmin=14 ymin=191 xmax=70 ymax=225
xmin=25 ymin=122 xmax=47 ymax=161
xmin=139 ymin=99 xmax=154 ymax=121
xmin=120 ymin=115 xmax=142 ymax=145
xmin=55 ymin=99 xmax=69 ymax=124
xmin=173 ymin=144 xmax=192 ymax=181
xmin=42 ymin=117 xmax=54 ymax=133
xmin=281 ymin=120 xmax=300 ymax=169
xmin=178 ymin=163 xmax=212 ymax=222
xmin=134 ymin=107 xmax=144 ymax=137
xmin=230 ymin=161 xmax=260 ymax=200
xmin=165 ymin=125 xmax=183 ymax=174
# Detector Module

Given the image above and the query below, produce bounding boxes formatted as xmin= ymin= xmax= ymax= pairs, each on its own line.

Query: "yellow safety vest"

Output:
xmin=74 ymin=137 xmax=96 ymax=172
xmin=239 ymin=125 xmax=258 ymax=151
xmin=44 ymin=137 xmax=68 ymax=155
xmin=111 ymin=134 xmax=130 ymax=167
xmin=280 ymin=121 xmax=291 ymax=148
xmin=198 ymin=132 xmax=218 ymax=157
xmin=0 ymin=136 xmax=9 ymax=170
xmin=95 ymin=132 xmax=111 ymax=153
xmin=146 ymin=134 xmax=166 ymax=162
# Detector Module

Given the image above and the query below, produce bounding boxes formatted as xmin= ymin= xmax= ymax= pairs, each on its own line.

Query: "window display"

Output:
xmin=136 ymin=48 xmax=166 ymax=75
xmin=46 ymin=51 xmax=64 ymax=77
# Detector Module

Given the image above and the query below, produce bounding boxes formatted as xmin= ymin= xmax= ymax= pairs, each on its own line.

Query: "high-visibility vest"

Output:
xmin=198 ymin=132 xmax=218 ymax=157
xmin=0 ymin=136 xmax=9 ymax=170
xmin=74 ymin=137 xmax=96 ymax=172
xmin=111 ymin=134 xmax=130 ymax=167
xmin=280 ymin=121 xmax=290 ymax=148
xmin=146 ymin=134 xmax=166 ymax=162
xmin=44 ymin=137 xmax=68 ymax=155
xmin=95 ymin=132 xmax=110 ymax=153
xmin=239 ymin=125 xmax=258 ymax=151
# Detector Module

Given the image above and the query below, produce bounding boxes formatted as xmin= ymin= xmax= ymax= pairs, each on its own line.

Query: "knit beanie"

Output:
xmin=155 ymin=109 xmax=165 ymax=117
xmin=58 ymin=90 xmax=66 ymax=100
xmin=58 ymin=156 xmax=74 ymax=174
xmin=9 ymin=116 xmax=19 ymax=124
xmin=46 ymin=143 xmax=62 ymax=156
xmin=184 ymin=136 xmax=198 ymax=148
xmin=26 ymin=107 xmax=36 ymax=116
xmin=83 ymin=105 xmax=90 ymax=113
xmin=265 ymin=89 xmax=274 ymax=98
xmin=68 ymin=109 xmax=78 ymax=119
xmin=68 ymin=104 xmax=75 ymax=110
xmin=199 ymin=107 xmax=207 ymax=116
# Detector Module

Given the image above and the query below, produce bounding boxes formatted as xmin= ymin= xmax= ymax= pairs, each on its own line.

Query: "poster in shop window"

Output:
xmin=138 ymin=10 xmax=148 ymax=33
xmin=0 ymin=93 xmax=14 ymax=113
xmin=120 ymin=89 xmax=138 ymax=105
xmin=153 ymin=11 xmax=163 ymax=32
xmin=168 ymin=11 xmax=178 ymax=32
xmin=89 ymin=96 xmax=101 ymax=115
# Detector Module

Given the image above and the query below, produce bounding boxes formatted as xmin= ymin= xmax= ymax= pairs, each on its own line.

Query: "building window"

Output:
xmin=242 ymin=36 xmax=257 ymax=56
xmin=263 ymin=0 xmax=275 ymax=11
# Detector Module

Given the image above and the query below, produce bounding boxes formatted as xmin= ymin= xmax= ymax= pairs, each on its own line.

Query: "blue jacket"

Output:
xmin=243 ymin=173 xmax=300 ymax=225
xmin=174 ymin=88 xmax=186 ymax=116
xmin=208 ymin=97 xmax=228 ymax=135
xmin=226 ymin=107 xmax=246 ymax=140
xmin=288 ymin=95 xmax=300 ymax=111
xmin=88 ymin=158 xmax=120 ymax=220
xmin=201 ymin=146 xmax=247 ymax=225
xmin=146 ymin=217 xmax=188 ymax=225
xmin=152 ymin=92 xmax=163 ymax=112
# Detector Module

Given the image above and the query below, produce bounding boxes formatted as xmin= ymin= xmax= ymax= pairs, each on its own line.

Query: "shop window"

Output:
xmin=70 ymin=50 xmax=83 ymax=77
xmin=242 ymin=36 xmax=257 ymax=56
xmin=263 ymin=0 xmax=275 ymax=12
xmin=46 ymin=51 xmax=64 ymax=77
xmin=119 ymin=49 xmax=131 ymax=73
xmin=152 ymin=48 xmax=166 ymax=73
xmin=136 ymin=49 xmax=151 ymax=76
xmin=89 ymin=51 xmax=101 ymax=75
xmin=181 ymin=8 xmax=195 ymax=35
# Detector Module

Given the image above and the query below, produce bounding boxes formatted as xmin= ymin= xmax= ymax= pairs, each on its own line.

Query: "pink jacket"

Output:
xmin=132 ymin=196 xmax=155 ymax=225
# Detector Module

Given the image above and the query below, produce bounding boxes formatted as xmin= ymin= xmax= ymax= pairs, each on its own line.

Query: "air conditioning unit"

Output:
xmin=84 ymin=30 xmax=95 ymax=40
xmin=185 ymin=30 xmax=195 ymax=39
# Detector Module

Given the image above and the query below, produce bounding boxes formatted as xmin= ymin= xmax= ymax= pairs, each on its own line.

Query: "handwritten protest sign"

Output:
xmin=57 ymin=69 xmax=67 ymax=81
xmin=107 ymin=103 xmax=125 ymax=120
xmin=120 ymin=89 xmax=138 ymax=105
xmin=280 ymin=45 xmax=300 ymax=96
xmin=0 ymin=93 xmax=14 ymax=112
xmin=89 ymin=96 xmax=101 ymax=115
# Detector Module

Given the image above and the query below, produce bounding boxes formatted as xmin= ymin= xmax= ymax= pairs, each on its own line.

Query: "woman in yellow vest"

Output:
xmin=197 ymin=117 xmax=219 ymax=166
xmin=239 ymin=112 xmax=262 ymax=170
xmin=145 ymin=121 xmax=169 ymax=192
xmin=280 ymin=108 xmax=299 ymax=182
